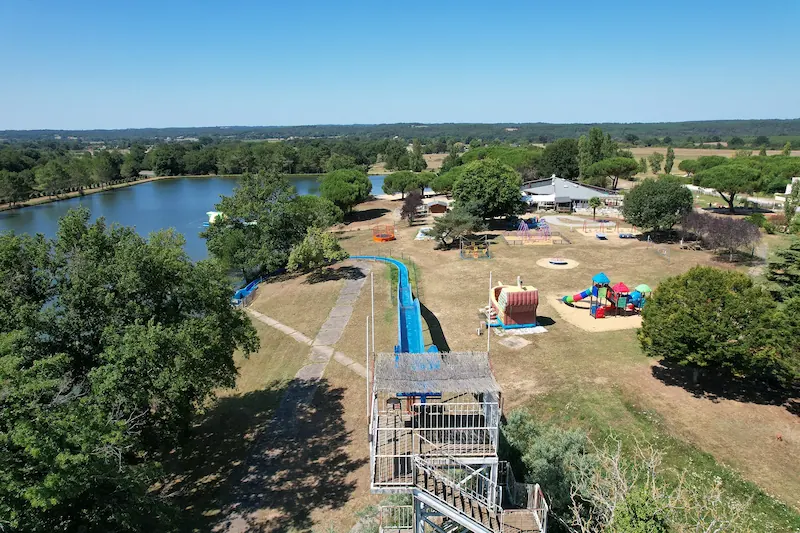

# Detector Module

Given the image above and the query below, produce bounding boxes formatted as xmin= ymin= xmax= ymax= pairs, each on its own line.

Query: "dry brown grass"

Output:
xmin=332 ymin=202 xmax=800 ymax=514
xmin=249 ymin=271 xmax=345 ymax=337
xmin=628 ymin=146 xmax=800 ymax=179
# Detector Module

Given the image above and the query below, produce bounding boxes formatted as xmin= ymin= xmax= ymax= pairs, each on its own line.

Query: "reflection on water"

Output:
xmin=0 ymin=175 xmax=387 ymax=261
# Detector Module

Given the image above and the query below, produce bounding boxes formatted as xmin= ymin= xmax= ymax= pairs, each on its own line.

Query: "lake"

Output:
xmin=0 ymin=174 xmax=387 ymax=261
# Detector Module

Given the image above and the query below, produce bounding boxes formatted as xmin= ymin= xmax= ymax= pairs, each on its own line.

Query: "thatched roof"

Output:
xmin=373 ymin=352 xmax=500 ymax=394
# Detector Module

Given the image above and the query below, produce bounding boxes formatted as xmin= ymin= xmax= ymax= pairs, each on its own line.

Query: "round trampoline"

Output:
xmin=549 ymin=258 xmax=568 ymax=265
xmin=372 ymin=224 xmax=396 ymax=242
xmin=537 ymin=257 xmax=580 ymax=270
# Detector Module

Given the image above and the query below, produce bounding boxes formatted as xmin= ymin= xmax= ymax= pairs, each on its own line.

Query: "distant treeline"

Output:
xmin=3 ymin=119 xmax=800 ymax=146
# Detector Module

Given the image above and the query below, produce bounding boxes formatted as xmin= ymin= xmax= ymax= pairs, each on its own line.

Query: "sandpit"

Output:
xmin=546 ymin=295 xmax=642 ymax=332
xmin=536 ymin=258 xmax=580 ymax=270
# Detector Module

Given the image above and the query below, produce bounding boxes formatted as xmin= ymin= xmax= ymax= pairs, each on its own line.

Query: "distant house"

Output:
xmin=522 ymin=175 xmax=621 ymax=212
xmin=426 ymin=199 xmax=449 ymax=214
xmin=138 ymin=170 xmax=156 ymax=178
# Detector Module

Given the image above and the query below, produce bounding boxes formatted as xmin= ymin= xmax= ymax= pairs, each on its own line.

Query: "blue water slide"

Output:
xmin=352 ymin=256 xmax=428 ymax=354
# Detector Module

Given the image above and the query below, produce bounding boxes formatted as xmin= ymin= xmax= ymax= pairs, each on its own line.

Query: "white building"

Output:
xmin=521 ymin=175 xmax=621 ymax=212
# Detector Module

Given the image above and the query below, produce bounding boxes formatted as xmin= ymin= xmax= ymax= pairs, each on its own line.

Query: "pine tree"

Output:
xmin=783 ymin=142 xmax=793 ymax=156
xmin=664 ymin=146 xmax=675 ymax=174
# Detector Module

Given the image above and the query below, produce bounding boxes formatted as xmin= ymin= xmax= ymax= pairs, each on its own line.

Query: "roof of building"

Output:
xmin=373 ymin=352 xmax=500 ymax=394
xmin=426 ymin=199 xmax=449 ymax=207
xmin=522 ymin=175 xmax=617 ymax=201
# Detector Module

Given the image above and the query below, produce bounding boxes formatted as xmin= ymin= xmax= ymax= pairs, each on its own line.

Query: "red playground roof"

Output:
xmin=612 ymin=282 xmax=630 ymax=293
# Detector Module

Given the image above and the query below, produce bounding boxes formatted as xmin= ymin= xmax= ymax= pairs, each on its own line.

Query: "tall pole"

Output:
xmin=366 ymin=317 xmax=370 ymax=419
xmin=486 ymin=310 xmax=491 ymax=353
xmin=371 ymin=272 xmax=375 ymax=359
xmin=487 ymin=270 xmax=492 ymax=354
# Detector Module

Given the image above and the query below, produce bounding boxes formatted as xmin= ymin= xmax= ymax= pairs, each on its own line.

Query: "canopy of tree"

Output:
xmin=537 ymin=138 xmax=580 ymax=180
xmin=381 ymin=170 xmax=432 ymax=198
xmin=203 ymin=172 xmax=342 ymax=280
xmin=622 ymin=177 xmax=693 ymax=231
xmin=431 ymin=166 xmax=465 ymax=195
xmin=319 ymin=168 xmax=372 ymax=213
xmin=400 ymin=190 xmax=424 ymax=225
xmin=578 ymin=127 xmax=618 ymax=176
xmin=287 ymin=226 xmax=349 ymax=272
xmin=767 ymin=238 xmax=800 ymax=301
xmin=583 ymin=157 xmax=639 ymax=189
xmin=451 ymin=159 xmax=523 ymax=219
xmin=681 ymin=211 xmax=762 ymax=259
xmin=639 ymin=266 xmax=799 ymax=388
xmin=696 ymin=163 xmax=760 ymax=213
xmin=0 ymin=208 xmax=258 ymax=531
xmin=430 ymin=207 xmax=484 ymax=249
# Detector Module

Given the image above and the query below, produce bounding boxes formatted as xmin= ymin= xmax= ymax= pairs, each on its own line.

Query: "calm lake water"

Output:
xmin=0 ymin=175 xmax=387 ymax=261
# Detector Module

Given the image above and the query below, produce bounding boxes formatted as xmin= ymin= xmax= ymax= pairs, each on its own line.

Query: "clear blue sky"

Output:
xmin=1 ymin=0 xmax=798 ymax=130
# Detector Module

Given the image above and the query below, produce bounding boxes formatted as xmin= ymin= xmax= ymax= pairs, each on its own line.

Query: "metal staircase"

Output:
xmin=380 ymin=455 xmax=547 ymax=533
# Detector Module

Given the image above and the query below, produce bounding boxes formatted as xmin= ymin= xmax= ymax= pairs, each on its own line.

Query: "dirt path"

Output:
xmin=216 ymin=262 xmax=370 ymax=532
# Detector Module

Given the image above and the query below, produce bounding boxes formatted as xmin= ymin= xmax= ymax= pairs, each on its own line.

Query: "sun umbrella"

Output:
xmin=612 ymin=282 xmax=629 ymax=293
xmin=592 ymin=272 xmax=610 ymax=284
xmin=634 ymin=283 xmax=652 ymax=293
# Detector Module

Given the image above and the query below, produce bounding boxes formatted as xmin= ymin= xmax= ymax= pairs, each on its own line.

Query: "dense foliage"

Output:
xmin=451 ymin=159 xmax=523 ymax=219
xmin=639 ymin=266 xmax=799 ymax=387
xmin=767 ymin=238 xmax=800 ymax=301
xmin=681 ymin=211 xmax=762 ymax=258
xmin=381 ymin=170 xmax=432 ymax=198
xmin=430 ymin=207 xmax=484 ymax=249
xmin=400 ymin=190 xmax=424 ymax=225
xmin=584 ymin=157 xmax=639 ymax=189
xmin=537 ymin=138 xmax=580 ymax=180
xmin=319 ymin=168 xmax=372 ymax=213
xmin=696 ymin=163 xmax=760 ymax=213
xmin=287 ymin=227 xmax=349 ymax=272
xmin=0 ymin=208 xmax=258 ymax=531
xmin=622 ymin=177 xmax=693 ymax=231
xmin=203 ymin=172 xmax=342 ymax=280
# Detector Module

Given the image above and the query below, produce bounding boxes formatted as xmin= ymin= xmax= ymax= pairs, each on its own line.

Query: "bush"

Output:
xmin=451 ymin=159 xmax=523 ymax=219
xmin=744 ymin=212 xmax=766 ymax=228
xmin=622 ymin=177 xmax=693 ymax=231
xmin=319 ymin=168 xmax=372 ymax=213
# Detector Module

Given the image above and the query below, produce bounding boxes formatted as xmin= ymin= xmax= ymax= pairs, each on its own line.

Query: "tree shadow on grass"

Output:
xmin=651 ymin=361 xmax=799 ymax=416
xmin=345 ymin=208 xmax=390 ymax=224
xmin=307 ymin=265 xmax=366 ymax=284
xmin=420 ymin=302 xmax=450 ymax=352
xmin=167 ymin=380 xmax=363 ymax=532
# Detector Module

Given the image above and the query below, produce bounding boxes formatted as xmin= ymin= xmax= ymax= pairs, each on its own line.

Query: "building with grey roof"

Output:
xmin=522 ymin=175 xmax=621 ymax=212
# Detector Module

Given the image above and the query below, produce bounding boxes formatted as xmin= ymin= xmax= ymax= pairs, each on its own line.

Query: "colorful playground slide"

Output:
xmin=562 ymin=287 xmax=593 ymax=304
xmin=352 ymin=255 xmax=432 ymax=354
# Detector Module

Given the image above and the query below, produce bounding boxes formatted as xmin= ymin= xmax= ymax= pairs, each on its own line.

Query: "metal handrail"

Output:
xmin=414 ymin=455 xmax=504 ymax=515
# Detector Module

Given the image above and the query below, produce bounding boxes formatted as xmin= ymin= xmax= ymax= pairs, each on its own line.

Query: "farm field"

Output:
xmin=629 ymin=146 xmax=800 ymax=179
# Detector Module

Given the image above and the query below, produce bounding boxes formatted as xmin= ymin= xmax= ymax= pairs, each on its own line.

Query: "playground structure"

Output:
xmin=231 ymin=277 xmax=261 ymax=308
xmin=355 ymin=255 xmax=549 ymax=533
xmin=504 ymin=217 xmax=566 ymax=245
xmin=460 ymin=235 xmax=491 ymax=259
xmin=373 ymin=224 xmax=396 ymax=243
xmin=562 ymin=272 xmax=651 ymax=319
xmin=485 ymin=279 xmax=539 ymax=329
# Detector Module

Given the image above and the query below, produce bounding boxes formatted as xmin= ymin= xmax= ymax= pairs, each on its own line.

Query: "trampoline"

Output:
xmin=549 ymin=258 xmax=569 ymax=265
xmin=372 ymin=225 xmax=396 ymax=242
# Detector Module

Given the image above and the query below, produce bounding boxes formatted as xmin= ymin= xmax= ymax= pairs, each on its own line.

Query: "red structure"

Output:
xmin=490 ymin=283 xmax=539 ymax=327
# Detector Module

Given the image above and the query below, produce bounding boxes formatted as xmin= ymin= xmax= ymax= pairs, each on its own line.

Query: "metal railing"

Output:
xmin=379 ymin=505 xmax=414 ymax=533
xmin=414 ymin=455 xmax=504 ymax=514
xmin=498 ymin=462 xmax=549 ymax=532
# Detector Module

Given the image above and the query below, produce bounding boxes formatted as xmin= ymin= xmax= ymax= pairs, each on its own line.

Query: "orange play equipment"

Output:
xmin=372 ymin=224 xmax=396 ymax=242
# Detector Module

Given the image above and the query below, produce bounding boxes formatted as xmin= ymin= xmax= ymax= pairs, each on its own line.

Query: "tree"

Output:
xmin=625 ymin=133 xmax=640 ymax=145
xmin=382 ymin=170 xmax=431 ymax=199
xmin=584 ymin=157 xmax=639 ymax=189
xmin=319 ymin=168 xmax=372 ymax=213
xmin=431 ymin=166 xmax=464 ymax=195
xmin=537 ymin=138 xmax=579 ymax=180
xmin=430 ymin=207 xmax=483 ymax=249
xmin=204 ymin=172 xmax=338 ymax=280
xmin=767 ymin=238 xmax=800 ymax=302
xmin=622 ymin=177 xmax=693 ymax=231
xmin=759 ymin=146 xmax=768 ymax=157
xmin=638 ymin=157 xmax=648 ymax=174
xmin=647 ymin=152 xmax=665 ymax=174
xmin=0 ymin=208 xmax=258 ymax=531
xmin=578 ymin=127 xmax=607 ymax=176
xmin=728 ymin=136 xmax=745 ymax=148
xmin=664 ymin=146 xmax=675 ymax=174
xmin=451 ymin=159 xmax=523 ymax=219
xmin=409 ymin=139 xmax=427 ymax=172
xmin=783 ymin=181 xmax=800 ymax=224
xmin=696 ymin=163 xmax=760 ymax=213
xmin=783 ymin=141 xmax=792 ymax=156
xmin=639 ymin=266 xmax=795 ymax=385
xmin=401 ymin=190 xmax=424 ymax=226
xmin=588 ymin=197 xmax=603 ymax=220
xmin=287 ymin=226 xmax=349 ymax=272
xmin=34 ymin=159 xmax=71 ymax=194
xmin=324 ymin=153 xmax=357 ymax=172
xmin=0 ymin=170 xmax=33 ymax=205
xmin=754 ymin=135 xmax=770 ymax=147
xmin=384 ymin=139 xmax=410 ymax=170
xmin=121 ymin=144 xmax=147 ymax=178
xmin=440 ymin=144 xmax=462 ymax=173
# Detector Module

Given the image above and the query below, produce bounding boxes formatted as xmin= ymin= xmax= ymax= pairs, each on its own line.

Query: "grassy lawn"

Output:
xmin=249 ymin=270 xmax=345 ymax=337
xmin=331 ymin=200 xmax=800 ymax=526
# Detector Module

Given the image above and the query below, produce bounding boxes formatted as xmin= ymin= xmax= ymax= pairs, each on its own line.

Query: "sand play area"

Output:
xmin=546 ymin=295 xmax=642 ymax=332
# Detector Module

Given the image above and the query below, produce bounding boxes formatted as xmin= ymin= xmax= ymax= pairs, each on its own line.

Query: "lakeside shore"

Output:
xmin=0 ymin=173 xmax=324 ymax=213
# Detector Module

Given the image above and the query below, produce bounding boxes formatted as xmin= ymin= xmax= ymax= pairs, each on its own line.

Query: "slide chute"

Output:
xmin=562 ymin=287 xmax=593 ymax=304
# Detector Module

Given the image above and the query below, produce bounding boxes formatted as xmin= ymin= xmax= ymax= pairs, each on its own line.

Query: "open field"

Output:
xmin=629 ymin=146 xmax=800 ymax=179
xmin=368 ymin=152 xmax=448 ymax=175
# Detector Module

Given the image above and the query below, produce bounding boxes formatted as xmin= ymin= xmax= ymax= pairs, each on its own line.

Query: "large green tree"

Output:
xmin=382 ymin=170 xmax=431 ymax=198
xmin=204 ymin=172 xmax=341 ymax=280
xmin=319 ymin=168 xmax=372 ymax=213
xmin=451 ymin=159 xmax=523 ymax=219
xmin=584 ymin=157 xmax=639 ymax=189
xmin=430 ymin=207 xmax=484 ymax=249
xmin=537 ymin=138 xmax=579 ymax=180
xmin=287 ymin=226 xmax=349 ymax=272
xmin=664 ymin=146 xmax=675 ymax=174
xmin=696 ymin=163 xmax=760 ymax=213
xmin=640 ymin=266 xmax=797 ymax=386
xmin=767 ymin=238 xmax=800 ymax=302
xmin=0 ymin=208 xmax=258 ymax=532
xmin=622 ymin=177 xmax=693 ymax=231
